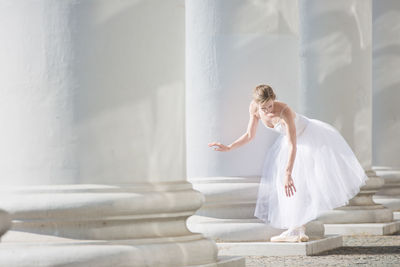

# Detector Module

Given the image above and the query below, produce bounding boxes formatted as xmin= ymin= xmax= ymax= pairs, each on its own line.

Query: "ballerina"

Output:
xmin=208 ymin=84 xmax=368 ymax=242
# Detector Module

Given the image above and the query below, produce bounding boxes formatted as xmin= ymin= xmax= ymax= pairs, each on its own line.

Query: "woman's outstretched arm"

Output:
xmin=208 ymin=101 xmax=259 ymax=152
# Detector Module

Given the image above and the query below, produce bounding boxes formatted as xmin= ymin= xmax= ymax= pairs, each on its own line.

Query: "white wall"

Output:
xmin=0 ymin=0 xmax=186 ymax=185
xmin=372 ymin=0 xmax=400 ymax=168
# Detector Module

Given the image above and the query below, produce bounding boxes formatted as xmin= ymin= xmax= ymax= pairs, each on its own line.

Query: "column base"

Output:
xmin=324 ymin=221 xmax=400 ymax=235
xmin=0 ymin=183 xmax=225 ymax=266
xmin=318 ymin=206 xmax=398 ymax=235
xmin=187 ymin=216 xmax=325 ymax=242
xmin=0 ymin=231 xmax=223 ymax=267
xmin=0 ymin=230 xmax=246 ymax=267
xmin=373 ymin=196 xmax=400 ymax=211
xmin=373 ymin=166 xmax=400 ymax=212
xmin=318 ymin=168 xmax=399 ymax=235
xmin=217 ymin=235 xmax=342 ymax=256
xmin=188 ymin=177 xmax=325 ymax=241
xmin=318 ymin=205 xmax=394 ymax=224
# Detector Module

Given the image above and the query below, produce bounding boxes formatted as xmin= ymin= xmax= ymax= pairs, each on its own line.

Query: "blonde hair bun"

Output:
xmin=252 ymin=84 xmax=276 ymax=104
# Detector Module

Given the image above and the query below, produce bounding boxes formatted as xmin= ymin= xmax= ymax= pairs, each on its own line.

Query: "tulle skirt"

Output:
xmin=254 ymin=116 xmax=368 ymax=229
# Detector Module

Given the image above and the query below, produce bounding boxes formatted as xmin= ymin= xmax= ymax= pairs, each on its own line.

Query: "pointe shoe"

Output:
xmin=299 ymin=234 xmax=309 ymax=242
xmin=270 ymin=234 xmax=309 ymax=242
xmin=270 ymin=226 xmax=309 ymax=243
xmin=270 ymin=234 xmax=300 ymax=242
xmin=298 ymin=226 xmax=309 ymax=242
xmin=270 ymin=228 xmax=297 ymax=242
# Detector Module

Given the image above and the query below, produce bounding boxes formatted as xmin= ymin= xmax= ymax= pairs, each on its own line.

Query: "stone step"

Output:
xmin=216 ymin=235 xmax=342 ymax=256
xmin=324 ymin=220 xmax=400 ymax=235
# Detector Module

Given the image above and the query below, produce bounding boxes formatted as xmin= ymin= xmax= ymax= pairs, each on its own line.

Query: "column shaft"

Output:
xmin=0 ymin=1 xmax=219 ymax=266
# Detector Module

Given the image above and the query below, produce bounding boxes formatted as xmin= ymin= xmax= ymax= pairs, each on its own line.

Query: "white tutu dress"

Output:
xmin=254 ymin=109 xmax=368 ymax=230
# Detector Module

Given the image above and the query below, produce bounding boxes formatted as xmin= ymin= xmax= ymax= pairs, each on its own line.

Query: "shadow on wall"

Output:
xmin=70 ymin=0 xmax=186 ymax=183
xmin=300 ymin=4 xmax=371 ymax=151
xmin=373 ymin=83 xmax=400 ymax=167
xmin=372 ymin=0 xmax=400 ymax=167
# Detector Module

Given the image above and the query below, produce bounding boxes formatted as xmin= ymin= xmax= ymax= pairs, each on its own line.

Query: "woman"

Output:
xmin=208 ymin=84 xmax=368 ymax=242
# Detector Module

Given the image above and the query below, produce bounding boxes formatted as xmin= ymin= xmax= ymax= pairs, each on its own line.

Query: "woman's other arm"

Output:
xmin=282 ymin=107 xmax=297 ymax=174
xmin=208 ymin=101 xmax=259 ymax=152
xmin=282 ymin=106 xmax=297 ymax=197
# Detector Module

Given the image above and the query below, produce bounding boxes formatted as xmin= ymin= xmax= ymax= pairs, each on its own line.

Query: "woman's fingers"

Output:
xmin=208 ymin=142 xmax=222 ymax=148
xmin=289 ymin=186 xmax=294 ymax=196
xmin=284 ymin=184 xmax=296 ymax=197
xmin=208 ymin=142 xmax=228 ymax=152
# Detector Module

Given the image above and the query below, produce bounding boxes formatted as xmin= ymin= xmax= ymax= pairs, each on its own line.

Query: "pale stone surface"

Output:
xmin=187 ymin=177 xmax=325 ymax=242
xmin=215 ymin=256 xmax=246 ymax=267
xmin=0 ymin=232 xmax=218 ymax=267
xmin=0 ymin=183 xmax=204 ymax=240
xmin=317 ymin=166 xmax=395 ymax=233
xmin=217 ymin=235 xmax=342 ymax=256
xmin=188 ymin=216 xmax=324 ymax=242
xmin=373 ymin=167 xmax=400 ymax=211
xmin=0 ymin=183 xmax=223 ymax=266
xmin=324 ymin=221 xmax=400 ymax=235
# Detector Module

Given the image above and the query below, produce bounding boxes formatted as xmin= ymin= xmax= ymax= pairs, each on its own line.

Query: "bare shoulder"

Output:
xmin=278 ymin=102 xmax=294 ymax=120
xmin=249 ymin=100 xmax=260 ymax=118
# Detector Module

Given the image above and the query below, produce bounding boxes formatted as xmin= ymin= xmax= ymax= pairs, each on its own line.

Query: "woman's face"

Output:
xmin=259 ymin=99 xmax=274 ymax=114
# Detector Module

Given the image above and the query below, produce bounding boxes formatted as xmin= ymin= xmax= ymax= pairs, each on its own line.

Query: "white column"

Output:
xmin=298 ymin=0 xmax=397 ymax=234
xmin=186 ymin=0 xmax=325 ymax=241
xmin=371 ymin=0 xmax=400 ymax=216
xmin=0 ymin=1 xmax=223 ymax=266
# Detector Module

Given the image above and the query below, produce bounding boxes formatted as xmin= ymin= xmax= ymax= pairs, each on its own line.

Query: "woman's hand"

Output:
xmin=208 ymin=142 xmax=231 ymax=152
xmin=284 ymin=173 xmax=296 ymax=197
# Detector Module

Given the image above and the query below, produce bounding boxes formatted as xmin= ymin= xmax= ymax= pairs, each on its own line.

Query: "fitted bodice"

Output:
xmin=262 ymin=112 xmax=310 ymax=137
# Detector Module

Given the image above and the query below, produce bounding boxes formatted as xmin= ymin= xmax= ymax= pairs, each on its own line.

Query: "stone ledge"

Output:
xmin=216 ymin=235 xmax=342 ymax=256
xmin=324 ymin=220 xmax=400 ymax=235
xmin=374 ymin=196 xmax=400 ymax=211
xmin=0 ymin=184 xmax=205 ymax=240
xmin=189 ymin=256 xmax=245 ymax=267
xmin=0 ymin=233 xmax=219 ymax=267
xmin=215 ymin=256 xmax=245 ymax=267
